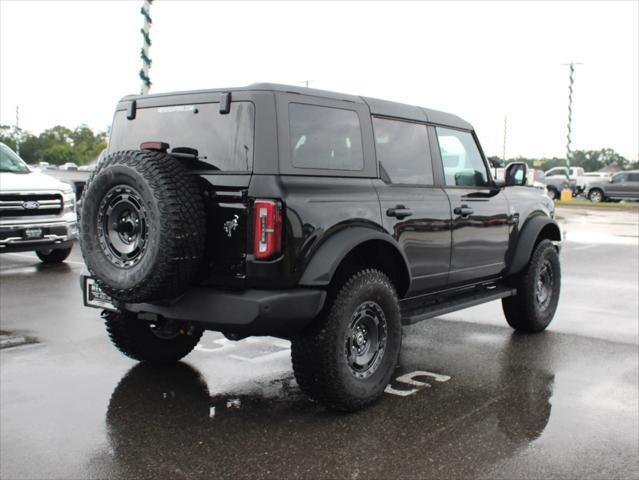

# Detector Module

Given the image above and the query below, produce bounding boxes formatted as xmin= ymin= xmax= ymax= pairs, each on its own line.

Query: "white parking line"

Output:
xmin=1 ymin=252 xmax=85 ymax=266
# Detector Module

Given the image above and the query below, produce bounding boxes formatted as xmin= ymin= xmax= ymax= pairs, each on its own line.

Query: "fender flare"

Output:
xmin=505 ymin=215 xmax=562 ymax=276
xmin=298 ymin=227 xmax=411 ymax=295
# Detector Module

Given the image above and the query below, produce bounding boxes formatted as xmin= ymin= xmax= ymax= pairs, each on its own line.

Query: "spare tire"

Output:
xmin=80 ymin=149 xmax=206 ymax=303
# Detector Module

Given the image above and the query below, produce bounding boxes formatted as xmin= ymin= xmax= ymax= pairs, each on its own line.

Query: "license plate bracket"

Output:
xmin=84 ymin=277 xmax=117 ymax=311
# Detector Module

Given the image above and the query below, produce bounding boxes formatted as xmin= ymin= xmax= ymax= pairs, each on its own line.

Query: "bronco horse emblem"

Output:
xmin=223 ymin=215 xmax=239 ymax=238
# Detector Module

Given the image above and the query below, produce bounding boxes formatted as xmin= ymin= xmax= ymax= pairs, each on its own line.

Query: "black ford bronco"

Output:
xmin=80 ymin=83 xmax=561 ymax=411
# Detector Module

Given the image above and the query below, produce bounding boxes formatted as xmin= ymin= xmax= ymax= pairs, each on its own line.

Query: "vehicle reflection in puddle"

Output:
xmin=100 ymin=332 xmax=556 ymax=479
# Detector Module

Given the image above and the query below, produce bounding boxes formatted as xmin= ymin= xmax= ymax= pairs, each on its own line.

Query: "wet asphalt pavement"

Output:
xmin=1 ymin=207 xmax=638 ymax=479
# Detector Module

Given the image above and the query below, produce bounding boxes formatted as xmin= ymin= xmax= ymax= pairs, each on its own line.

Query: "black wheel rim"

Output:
xmin=97 ymin=185 xmax=149 ymax=268
xmin=149 ymin=320 xmax=182 ymax=340
xmin=345 ymin=301 xmax=388 ymax=379
xmin=535 ymin=259 xmax=555 ymax=311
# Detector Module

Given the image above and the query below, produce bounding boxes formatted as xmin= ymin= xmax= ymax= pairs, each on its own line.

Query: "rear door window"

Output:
xmin=372 ymin=117 xmax=433 ymax=185
xmin=289 ymin=103 xmax=364 ymax=171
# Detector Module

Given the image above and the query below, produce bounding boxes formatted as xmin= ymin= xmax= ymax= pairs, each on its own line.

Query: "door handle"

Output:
xmin=454 ymin=205 xmax=474 ymax=217
xmin=386 ymin=205 xmax=413 ymax=219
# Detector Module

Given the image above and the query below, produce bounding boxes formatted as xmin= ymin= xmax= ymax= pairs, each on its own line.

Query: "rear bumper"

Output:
xmin=0 ymin=221 xmax=78 ymax=253
xmin=81 ymin=274 xmax=326 ymax=337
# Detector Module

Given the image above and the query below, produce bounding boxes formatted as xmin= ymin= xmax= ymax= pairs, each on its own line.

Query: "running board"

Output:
xmin=401 ymin=286 xmax=517 ymax=325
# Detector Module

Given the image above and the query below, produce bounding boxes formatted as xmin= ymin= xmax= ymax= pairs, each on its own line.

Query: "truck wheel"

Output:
xmin=104 ymin=310 xmax=203 ymax=364
xmin=80 ymin=150 xmax=206 ymax=303
xmin=547 ymin=187 xmax=559 ymax=200
xmin=502 ymin=239 xmax=560 ymax=333
xmin=36 ymin=247 xmax=72 ymax=264
xmin=588 ymin=188 xmax=604 ymax=203
xmin=291 ymin=269 xmax=402 ymax=412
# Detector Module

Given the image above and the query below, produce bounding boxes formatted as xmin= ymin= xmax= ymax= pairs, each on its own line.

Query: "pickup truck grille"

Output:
xmin=0 ymin=193 xmax=63 ymax=217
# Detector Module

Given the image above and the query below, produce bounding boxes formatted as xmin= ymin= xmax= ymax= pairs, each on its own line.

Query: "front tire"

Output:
xmin=104 ymin=311 xmax=203 ymax=364
xmin=36 ymin=247 xmax=72 ymax=264
xmin=502 ymin=239 xmax=561 ymax=333
xmin=291 ymin=269 xmax=402 ymax=412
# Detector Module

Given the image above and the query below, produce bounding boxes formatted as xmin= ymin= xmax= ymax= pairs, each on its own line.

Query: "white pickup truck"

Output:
xmin=545 ymin=166 xmax=587 ymax=194
xmin=0 ymin=143 xmax=78 ymax=263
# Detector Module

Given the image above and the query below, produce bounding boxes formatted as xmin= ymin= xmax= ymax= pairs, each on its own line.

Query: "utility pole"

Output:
xmin=502 ymin=115 xmax=507 ymax=164
xmin=139 ymin=0 xmax=153 ymax=95
xmin=562 ymin=62 xmax=582 ymax=176
xmin=14 ymin=106 xmax=20 ymax=156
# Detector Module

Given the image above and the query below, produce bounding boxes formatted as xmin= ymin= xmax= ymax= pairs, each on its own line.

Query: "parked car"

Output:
xmin=0 ymin=142 xmax=78 ymax=262
xmin=546 ymin=166 xmax=585 ymax=194
xmin=586 ymin=170 xmax=639 ymax=202
xmin=79 ymin=83 xmax=561 ymax=412
xmin=60 ymin=162 xmax=79 ymax=171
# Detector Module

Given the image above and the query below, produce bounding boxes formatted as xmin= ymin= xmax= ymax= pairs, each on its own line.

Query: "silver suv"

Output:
xmin=0 ymin=143 xmax=78 ymax=263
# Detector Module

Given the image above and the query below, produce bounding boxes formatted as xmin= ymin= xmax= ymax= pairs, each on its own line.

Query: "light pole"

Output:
xmin=562 ymin=62 xmax=582 ymax=176
xmin=139 ymin=0 xmax=153 ymax=95
xmin=502 ymin=115 xmax=507 ymax=164
xmin=14 ymin=106 xmax=20 ymax=156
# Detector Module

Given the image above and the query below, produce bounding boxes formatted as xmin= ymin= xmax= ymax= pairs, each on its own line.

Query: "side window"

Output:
xmin=611 ymin=173 xmax=626 ymax=183
xmin=372 ymin=117 xmax=433 ymax=185
xmin=628 ymin=173 xmax=639 ymax=182
xmin=289 ymin=103 xmax=364 ymax=171
xmin=436 ymin=127 xmax=489 ymax=187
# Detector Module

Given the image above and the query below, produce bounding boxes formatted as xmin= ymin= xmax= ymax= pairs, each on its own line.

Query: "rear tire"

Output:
xmin=547 ymin=187 xmax=559 ymax=201
xmin=291 ymin=269 xmax=402 ymax=412
xmin=104 ymin=310 xmax=203 ymax=364
xmin=502 ymin=239 xmax=561 ymax=333
xmin=36 ymin=247 xmax=72 ymax=264
xmin=588 ymin=188 xmax=604 ymax=203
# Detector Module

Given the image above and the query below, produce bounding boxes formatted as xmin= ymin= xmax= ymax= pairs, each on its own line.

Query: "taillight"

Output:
xmin=253 ymin=200 xmax=282 ymax=260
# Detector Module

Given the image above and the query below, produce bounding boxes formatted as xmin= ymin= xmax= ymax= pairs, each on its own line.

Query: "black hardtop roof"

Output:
xmin=120 ymin=82 xmax=473 ymax=130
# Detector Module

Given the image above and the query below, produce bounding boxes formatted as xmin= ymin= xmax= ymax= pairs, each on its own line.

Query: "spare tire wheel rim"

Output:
xmin=345 ymin=301 xmax=388 ymax=379
xmin=97 ymin=185 xmax=149 ymax=268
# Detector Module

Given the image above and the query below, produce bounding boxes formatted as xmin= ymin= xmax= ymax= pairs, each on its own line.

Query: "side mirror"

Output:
xmin=505 ymin=162 xmax=528 ymax=187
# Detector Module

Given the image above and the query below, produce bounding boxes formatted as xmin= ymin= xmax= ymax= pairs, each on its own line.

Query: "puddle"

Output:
xmin=0 ymin=330 xmax=39 ymax=349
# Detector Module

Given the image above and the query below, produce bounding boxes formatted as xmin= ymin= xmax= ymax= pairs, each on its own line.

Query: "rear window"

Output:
xmin=289 ymin=103 xmax=364 ymax=171
xmin=109 ymin=101 xmax=254 ymax=172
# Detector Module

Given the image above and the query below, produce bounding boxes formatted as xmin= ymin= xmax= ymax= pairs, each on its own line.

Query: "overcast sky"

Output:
xmin=1 ymin=0 xmax=637 ymax=160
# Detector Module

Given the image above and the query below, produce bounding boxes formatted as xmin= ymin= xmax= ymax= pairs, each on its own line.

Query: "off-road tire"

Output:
xmin=502 ymin=239 xmax=561 ymax=333
xmin=80 ymin=150 xmax=205 ymax=303
xmin=588 ymin=188 xmax=604 ymax=203
xmin=36 ymin=247 xmax=72 ymax=264
xmin=291 ymin=269 xmax=402 ymax=412
xmin=104 ymin=310 xmax=203 ymax=364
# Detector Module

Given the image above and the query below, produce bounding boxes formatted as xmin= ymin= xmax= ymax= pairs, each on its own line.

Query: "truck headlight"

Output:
xmin=63 ymin=192 xmax=77 ymax=213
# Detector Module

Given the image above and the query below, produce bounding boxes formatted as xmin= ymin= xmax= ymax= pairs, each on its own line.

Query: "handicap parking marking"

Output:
xmin=385 ymin=370 xmax=451 ymax=397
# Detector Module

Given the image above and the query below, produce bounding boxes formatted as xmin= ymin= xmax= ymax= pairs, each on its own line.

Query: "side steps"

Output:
xmin=400 ymin=285 xmax=517 ymax=325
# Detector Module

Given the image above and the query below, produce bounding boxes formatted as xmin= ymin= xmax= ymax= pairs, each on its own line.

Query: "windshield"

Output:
xmin=109 ymin=101 xmax=255 ymax=172
xmin=0 ymin=143 xmax=30 ymax=174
